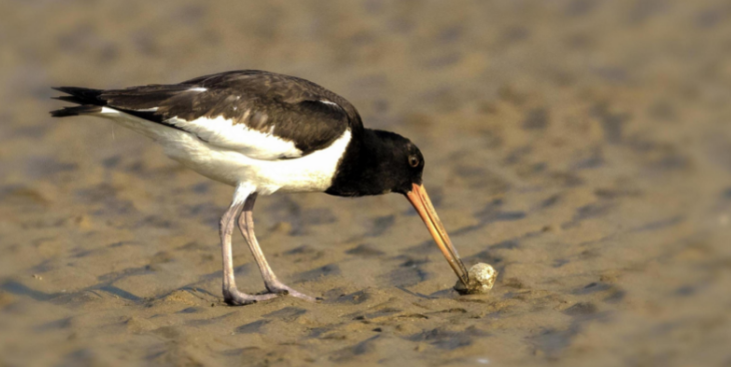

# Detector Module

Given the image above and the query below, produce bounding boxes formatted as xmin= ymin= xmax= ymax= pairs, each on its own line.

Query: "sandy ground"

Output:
xmin=1 ymin=1 xmax=731 ymax=366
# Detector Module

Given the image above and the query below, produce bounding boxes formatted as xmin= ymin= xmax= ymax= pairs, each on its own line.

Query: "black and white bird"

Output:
xmin=51 ymin=70 xmax=468 ymax=305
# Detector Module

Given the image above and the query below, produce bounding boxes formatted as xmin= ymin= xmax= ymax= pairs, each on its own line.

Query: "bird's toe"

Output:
xmin=223 ymin=289 xmax=279 ymax=306
xmin=265 ymin=283 xmax=317 ymax=302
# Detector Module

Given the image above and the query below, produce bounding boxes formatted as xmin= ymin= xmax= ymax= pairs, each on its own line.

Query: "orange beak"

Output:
xmin=406 ymin=183 xmax=469 ymax=286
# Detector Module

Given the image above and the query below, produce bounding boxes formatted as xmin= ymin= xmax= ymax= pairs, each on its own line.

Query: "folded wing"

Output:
xmin=56 ymin=70 xmax=362 ymax=160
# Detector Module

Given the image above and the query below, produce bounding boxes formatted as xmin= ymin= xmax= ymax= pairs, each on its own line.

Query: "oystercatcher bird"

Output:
xmin=50 ymin=70 xmax=469 ymax=305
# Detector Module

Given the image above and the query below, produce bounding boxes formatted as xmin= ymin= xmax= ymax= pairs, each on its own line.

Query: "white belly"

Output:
xmin=96 ymin=109 xmax=351 ymax=195
xmin=164 ymin=130 xmax=351 ymax=194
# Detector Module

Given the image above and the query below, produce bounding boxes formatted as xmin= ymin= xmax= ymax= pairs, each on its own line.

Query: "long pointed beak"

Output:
xmin=406 ymin=183 xmax=469 ymax=286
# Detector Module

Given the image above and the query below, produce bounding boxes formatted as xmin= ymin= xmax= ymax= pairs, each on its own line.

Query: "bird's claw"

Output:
xmin=223 ymin=288 xmax=279 ymax=306
xmin=265 ymin=282 xmax=319 ymax=302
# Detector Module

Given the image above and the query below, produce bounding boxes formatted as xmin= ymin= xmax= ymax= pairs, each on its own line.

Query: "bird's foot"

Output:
xmin=223 ymin=288 xmax=279 ymax=306
xmin=265 ymin=281 xmax=320 ymax=302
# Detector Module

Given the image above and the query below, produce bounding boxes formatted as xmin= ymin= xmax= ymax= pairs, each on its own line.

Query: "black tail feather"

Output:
xmin=50 ymin=86 xmax=107 ymax=118
xmin=50 ymin=105 xmax=103 ymax=118
xmin=51 ymin=87 xmax=106 ymax=106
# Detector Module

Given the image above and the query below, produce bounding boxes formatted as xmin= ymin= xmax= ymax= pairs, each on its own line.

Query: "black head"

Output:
xmin=369 ymin=130 xmax=426 ymax=194
xmin=326 ymin=129 xmax=425 ymax=197
xmin=325 ymin=128 xmax=470 ymax=285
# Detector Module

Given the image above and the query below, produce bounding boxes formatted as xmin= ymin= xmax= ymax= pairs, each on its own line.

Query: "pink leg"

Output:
xmin=238 ymin=193 xmax=318 ymax=302
xmin=220 ymin=192 xmax=278 ymax=306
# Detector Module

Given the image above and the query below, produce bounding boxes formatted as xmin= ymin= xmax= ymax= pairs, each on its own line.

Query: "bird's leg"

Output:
xmin=238 ymin=193 xmax=318 ymax=302
xmin=220 ymin=189 xmax=278 ymax=306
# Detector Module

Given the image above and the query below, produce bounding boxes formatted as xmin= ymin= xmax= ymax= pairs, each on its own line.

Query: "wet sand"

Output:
xmin=1 ymin=1 xmax=731 ymax=366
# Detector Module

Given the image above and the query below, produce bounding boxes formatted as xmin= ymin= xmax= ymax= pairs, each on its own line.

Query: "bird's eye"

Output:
xmin=408 ymin=156 xmax=420 ymax=168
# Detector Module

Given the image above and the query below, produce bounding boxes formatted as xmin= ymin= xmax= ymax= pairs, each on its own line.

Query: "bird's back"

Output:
xmin=51 ymin=70 xmax=361 ymax=193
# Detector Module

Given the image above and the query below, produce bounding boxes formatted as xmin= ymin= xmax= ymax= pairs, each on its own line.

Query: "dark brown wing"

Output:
xmin=97 ymin=70 xmax=363 ymax=157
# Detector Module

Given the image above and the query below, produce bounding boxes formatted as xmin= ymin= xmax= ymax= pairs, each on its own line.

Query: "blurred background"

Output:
xmin=1 ymin=1 xmax=731 ymax=366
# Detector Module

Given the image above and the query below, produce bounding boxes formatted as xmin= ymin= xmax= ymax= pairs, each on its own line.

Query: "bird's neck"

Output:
xmin=326 ymin=129 xmax=392 ymax=197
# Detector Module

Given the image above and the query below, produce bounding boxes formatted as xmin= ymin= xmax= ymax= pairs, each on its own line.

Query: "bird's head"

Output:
xmin=369 ymin=130 xmax=426 ymax=195
xmin=327 ymin=129 xmax=470 ymax=285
